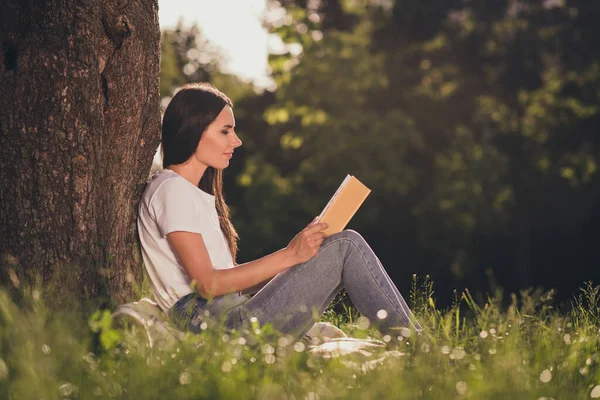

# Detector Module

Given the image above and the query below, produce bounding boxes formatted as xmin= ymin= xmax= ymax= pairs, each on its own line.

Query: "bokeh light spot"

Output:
xmin=540 ymin=369 xmax=552 ymax=383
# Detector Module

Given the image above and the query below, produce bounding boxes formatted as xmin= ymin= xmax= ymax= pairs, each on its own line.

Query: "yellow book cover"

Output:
xmin=316 ymin=175 xmax=371 ymax=237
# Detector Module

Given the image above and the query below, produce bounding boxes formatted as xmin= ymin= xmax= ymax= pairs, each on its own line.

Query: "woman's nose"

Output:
xmin=232 ymin=132 xmax=242 ymax=148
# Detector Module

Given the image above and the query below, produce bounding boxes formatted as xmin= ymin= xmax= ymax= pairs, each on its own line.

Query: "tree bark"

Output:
xmin=0 ymin=0 xmax=161 ymax=303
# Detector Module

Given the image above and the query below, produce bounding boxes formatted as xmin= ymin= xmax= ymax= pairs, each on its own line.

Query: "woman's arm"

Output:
xmin=239 ymin=278 xmax=271 ymax=296
xmin=167 ymin=220 xmax=327 ymax=299
xmin=232 ymin=261 xmax=272 ymax=296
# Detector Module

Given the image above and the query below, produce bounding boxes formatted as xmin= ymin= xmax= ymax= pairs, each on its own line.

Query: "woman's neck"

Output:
xmin=167 ymin=161 xmax=207 ymax=187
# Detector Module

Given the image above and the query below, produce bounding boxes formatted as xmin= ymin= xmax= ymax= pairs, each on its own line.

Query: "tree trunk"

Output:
xmin=0 ymin=0 xmax=161 ymax=304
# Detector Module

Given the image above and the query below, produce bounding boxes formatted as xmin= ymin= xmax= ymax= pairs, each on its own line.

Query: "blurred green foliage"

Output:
xmin=159 ymin=20 xmax=256 ymax=104
xmin=4 ymin=278 xmax=600 ymax=398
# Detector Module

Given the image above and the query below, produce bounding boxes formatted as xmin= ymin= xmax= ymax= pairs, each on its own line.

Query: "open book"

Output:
xmin=315 ymin=175 xmax=371 ymax=237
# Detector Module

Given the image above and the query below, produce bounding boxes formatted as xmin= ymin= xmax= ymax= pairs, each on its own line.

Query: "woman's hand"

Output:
xmin=285 ymin=218 xmax=328 ymax=265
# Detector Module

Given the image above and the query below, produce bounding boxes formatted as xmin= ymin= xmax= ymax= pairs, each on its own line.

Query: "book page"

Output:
xmin=315 ymin=175 xmax=351 ymax=223
xmin=317 ymin=176 xmax=371 ymax=236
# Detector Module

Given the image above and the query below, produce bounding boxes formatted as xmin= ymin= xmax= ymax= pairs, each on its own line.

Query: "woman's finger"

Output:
xmin=305 ymin=221 xmax=328 ymax=235
xmin=305 ymin=216 xmax=319 ymax=229
xmin=310 ymin=238 xmax=324 ymax=249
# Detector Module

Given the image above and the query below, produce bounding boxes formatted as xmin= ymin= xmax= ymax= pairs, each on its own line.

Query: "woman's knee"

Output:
xmin=325 ymin=229 xmax=365 ymax=245
xmin=320 ymin=230 xmax=367 ymax=260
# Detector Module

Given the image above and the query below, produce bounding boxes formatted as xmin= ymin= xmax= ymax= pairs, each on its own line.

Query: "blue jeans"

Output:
xmin=168 ymin=230 xmax=422 ymax=340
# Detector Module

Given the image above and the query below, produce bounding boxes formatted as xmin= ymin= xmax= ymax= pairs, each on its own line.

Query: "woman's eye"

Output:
xmin=221 ymin=130 xmax=229 ymax=135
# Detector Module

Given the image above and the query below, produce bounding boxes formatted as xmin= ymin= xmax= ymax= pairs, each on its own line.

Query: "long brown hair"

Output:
xmin=161 ymin=83 xmax=239 ymax=262
xmin=198 ymin=167 xmax=239 ymax=263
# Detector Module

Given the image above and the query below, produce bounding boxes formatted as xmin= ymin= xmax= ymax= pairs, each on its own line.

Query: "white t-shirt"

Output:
xmin=137 ymin=169 xmax=235 ymax=312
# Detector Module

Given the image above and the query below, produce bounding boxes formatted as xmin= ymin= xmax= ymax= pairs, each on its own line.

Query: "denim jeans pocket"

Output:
xmin=168 ymin=292 xmax=209 ymax=331
xmin=189 ymin=293 xmax=250 ymax=333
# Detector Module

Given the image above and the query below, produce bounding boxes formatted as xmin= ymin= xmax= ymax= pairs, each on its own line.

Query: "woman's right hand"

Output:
xmin=285 ymin=218 xmax=328 ymax=265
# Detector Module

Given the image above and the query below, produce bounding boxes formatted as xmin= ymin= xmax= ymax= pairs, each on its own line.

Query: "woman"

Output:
xmin=138 ymin=83 xmax=422 ymax=341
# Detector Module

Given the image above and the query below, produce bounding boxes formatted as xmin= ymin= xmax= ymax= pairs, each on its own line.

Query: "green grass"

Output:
xmin=2 ymin=275 xmax=600 ymax=399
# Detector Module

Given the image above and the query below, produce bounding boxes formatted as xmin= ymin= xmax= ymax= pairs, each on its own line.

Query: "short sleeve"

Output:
xmin=150 ymin=179 xmax=204 ymax=237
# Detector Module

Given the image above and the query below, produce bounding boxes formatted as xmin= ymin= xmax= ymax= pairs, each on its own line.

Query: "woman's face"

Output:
xmin=193 ymin=105 xmax=242 ymax=170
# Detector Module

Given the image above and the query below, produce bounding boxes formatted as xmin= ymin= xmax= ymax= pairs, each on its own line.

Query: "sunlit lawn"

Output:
xmin=2 ymin=276 xmax=600 ymax=399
